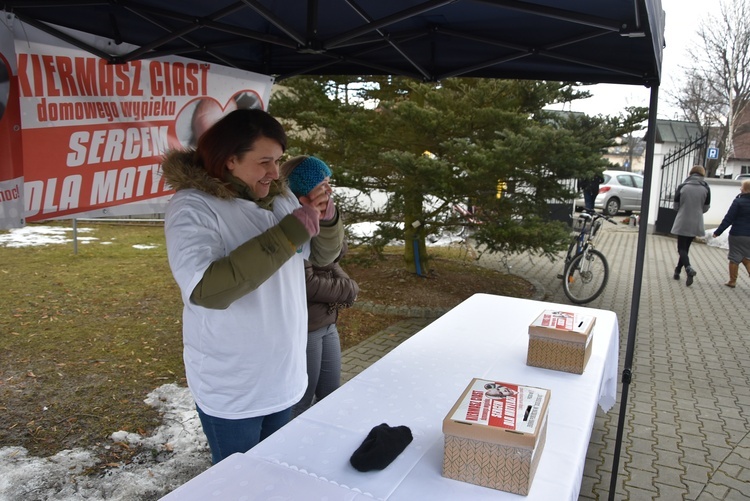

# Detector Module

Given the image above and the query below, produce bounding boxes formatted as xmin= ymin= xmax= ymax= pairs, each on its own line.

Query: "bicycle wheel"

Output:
xmin=562 ymin=248 xmax=609 ymax=304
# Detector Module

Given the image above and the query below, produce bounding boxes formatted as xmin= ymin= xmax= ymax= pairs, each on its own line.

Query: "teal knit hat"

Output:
xmin=287 ymin=156 xmax=332 ymax=196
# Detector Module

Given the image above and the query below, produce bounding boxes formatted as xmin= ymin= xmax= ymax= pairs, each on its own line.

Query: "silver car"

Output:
xmin=576 ymin=170 xmax=644 ymax=216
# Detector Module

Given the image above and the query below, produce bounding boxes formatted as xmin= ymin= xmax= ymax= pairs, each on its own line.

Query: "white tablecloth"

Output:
xmin=162 ymin=293 xmax=619 ymax=501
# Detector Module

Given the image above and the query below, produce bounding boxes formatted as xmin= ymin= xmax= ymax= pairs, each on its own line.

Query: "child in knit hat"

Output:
xmin=282 ymin=155 xmax=335 ymax=220
xmin=281 ymin=155 xmax=355 ymax=418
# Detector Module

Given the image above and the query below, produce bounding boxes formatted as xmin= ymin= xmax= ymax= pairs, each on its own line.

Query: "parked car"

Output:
xmin=575 ymin=170 xmax=644 ymax=216
xmin=735 ymin=173 xmax=750 ymax=180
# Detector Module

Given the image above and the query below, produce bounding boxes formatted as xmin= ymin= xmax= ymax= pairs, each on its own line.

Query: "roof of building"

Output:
xmin=654 ymin=120 xmax=702 ymax=144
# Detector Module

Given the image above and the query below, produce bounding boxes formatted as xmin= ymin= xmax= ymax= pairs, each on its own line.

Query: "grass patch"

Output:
xmin=1 ymin=222 xmax=184 ymax=462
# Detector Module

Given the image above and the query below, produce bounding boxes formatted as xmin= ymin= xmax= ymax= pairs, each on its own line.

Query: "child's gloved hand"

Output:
xmin=300 ymin=179 xmax=335 ymax=220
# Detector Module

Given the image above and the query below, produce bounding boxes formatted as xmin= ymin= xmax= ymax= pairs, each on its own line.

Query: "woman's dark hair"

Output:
xmin=196 ymin=109 xmax=287 ymax=179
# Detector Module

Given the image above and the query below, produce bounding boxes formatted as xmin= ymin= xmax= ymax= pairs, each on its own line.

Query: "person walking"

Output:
xmin=161 ymin=109 xmax=344 ymax=464
xmin=671 ymin=165 xmax=711 ymax=286
xmin=712 ymin=179 xmax=750 ymax=288
xmin=578 ymin=171 xmax=605 ymax=211
xmin=282 ymin=155 xmax=360 ymax=417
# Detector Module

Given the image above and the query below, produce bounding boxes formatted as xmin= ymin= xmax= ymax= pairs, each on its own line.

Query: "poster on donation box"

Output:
xmin=450 ymin=379 xmax=548 ymax=434
xmin=9 ymin=17 xmax=273 ymax=225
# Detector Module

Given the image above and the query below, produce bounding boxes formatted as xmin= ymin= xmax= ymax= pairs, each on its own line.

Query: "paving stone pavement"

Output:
xmin=341 ymin=222 xmax=750 ymax=500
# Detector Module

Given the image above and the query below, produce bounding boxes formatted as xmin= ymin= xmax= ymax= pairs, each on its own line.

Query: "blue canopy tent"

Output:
xmin=1 ymin=1 xmax=666 ymax=498
xmin=3 ymin=0 xmax=663 ymax=84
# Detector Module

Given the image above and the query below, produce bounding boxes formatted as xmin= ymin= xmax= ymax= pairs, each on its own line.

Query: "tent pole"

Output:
xmin=608 ymin=84 xmax=660 ymax=500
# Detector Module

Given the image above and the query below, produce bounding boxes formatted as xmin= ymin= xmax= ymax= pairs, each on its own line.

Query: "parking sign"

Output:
xmin=707 ymin=147 xmax=719 ymax=159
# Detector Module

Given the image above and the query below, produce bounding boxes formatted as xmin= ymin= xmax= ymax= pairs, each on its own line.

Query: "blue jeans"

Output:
xmin=583 ymin=190 xmax=597 ymax=210
xmin=196 ymin=405 xmax=292 ymax=464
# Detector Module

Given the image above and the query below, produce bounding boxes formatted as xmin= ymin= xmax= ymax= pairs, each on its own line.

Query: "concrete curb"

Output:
xmin=351 ymin=300 xmax=449 ymax=319
xmin=350 ymin=273 xmax=546 ymax=319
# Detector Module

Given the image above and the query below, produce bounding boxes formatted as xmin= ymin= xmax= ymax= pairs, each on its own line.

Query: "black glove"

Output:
xmin=349 ymin=423 xmax=413 ymax=472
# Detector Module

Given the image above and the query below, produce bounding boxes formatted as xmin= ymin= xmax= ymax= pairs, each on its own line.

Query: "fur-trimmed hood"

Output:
xmin=161 ymin=149 xmax=286 ymax=203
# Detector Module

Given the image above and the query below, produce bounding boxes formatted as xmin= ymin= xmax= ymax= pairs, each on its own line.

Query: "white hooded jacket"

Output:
xmin=162 ymin=150 xmax=343 ymax=419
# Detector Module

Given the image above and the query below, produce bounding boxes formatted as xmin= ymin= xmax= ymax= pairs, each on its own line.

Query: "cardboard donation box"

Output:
xmin=442 ymin=378 xmax=551 ymax=496
xmin=527 ymin=310 xmax=596 ymax=374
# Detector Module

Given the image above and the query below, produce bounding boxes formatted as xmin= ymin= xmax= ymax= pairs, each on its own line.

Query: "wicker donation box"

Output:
xmin=442 ymin=378 xmax=551 ymax=496
xmin=527 ymin=310 xmax=596 ymax=374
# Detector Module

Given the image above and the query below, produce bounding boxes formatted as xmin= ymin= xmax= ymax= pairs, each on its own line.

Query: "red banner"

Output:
xmin=1 ymin=16 xmax=273 ymax=227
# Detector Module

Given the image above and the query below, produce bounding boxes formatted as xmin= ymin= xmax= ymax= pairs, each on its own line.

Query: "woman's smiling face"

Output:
xmin=227 ymin=135 xmax=283 ymax=198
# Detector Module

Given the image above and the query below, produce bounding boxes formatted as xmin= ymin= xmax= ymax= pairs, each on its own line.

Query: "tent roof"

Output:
xmin=2 ymin=0 xmax=664 ymax=86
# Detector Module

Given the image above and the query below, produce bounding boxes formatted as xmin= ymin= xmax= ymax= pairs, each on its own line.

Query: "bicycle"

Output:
xmin=559 ymin=209 xmax=617 ymax=304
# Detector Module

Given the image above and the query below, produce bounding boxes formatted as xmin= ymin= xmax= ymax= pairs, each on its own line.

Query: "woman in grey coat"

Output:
xmin=671 ymin=165 xmax=711 ymax=286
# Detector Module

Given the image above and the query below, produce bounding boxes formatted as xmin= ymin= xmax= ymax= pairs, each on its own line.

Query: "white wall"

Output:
xmin=703 ymin=179 xmax=742 ymax=227
xmin=644 ymin=142 xmax=668 ymax=229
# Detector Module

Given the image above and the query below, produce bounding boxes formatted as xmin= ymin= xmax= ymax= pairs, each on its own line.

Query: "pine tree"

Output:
xmin=270 ymin=76 xmax=646 ymax=274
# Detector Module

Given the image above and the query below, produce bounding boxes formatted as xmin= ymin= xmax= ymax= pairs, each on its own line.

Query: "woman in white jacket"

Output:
xmin=162 ymin=109 xmax=344 ymax=464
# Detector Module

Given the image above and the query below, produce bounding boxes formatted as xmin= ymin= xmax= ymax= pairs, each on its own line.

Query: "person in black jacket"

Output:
xmin=578 ymin=172 xmax=605 ymax=210
xmin=712 ymin=179 xmax=750 ymax=288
